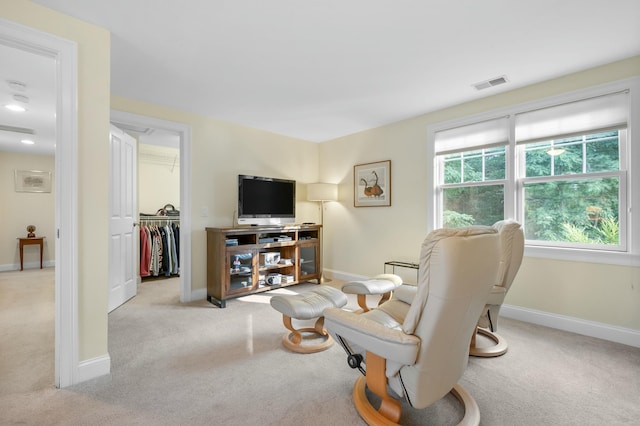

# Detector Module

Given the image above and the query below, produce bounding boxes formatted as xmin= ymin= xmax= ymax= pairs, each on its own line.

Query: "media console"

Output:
xmin=206 ymin=224 xmax=322 ymax=308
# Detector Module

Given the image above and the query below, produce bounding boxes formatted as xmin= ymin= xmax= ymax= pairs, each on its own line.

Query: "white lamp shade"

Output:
xmin=307 ymin=183 xmax=338 ymax=202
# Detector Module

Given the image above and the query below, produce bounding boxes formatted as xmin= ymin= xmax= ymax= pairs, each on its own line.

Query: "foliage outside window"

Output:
xmin=521 ymin=131 xmax=622 ymax=247
xmin=441 ymin=147 xmax=506 ymax=227
xmin=438 ymin=129 xmax=625 ymax=250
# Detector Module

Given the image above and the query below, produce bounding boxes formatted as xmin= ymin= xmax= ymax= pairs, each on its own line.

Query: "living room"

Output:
xmin=0 ymin=2 xmax=639 ymax=423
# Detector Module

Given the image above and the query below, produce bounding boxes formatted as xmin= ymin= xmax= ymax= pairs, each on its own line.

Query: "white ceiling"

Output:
xmin=0 ymin=44 xmax=56 ymax=155
xmin=3 ymin=1 xmax=640 ymax=153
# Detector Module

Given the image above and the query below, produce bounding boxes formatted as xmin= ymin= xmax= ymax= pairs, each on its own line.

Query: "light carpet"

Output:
xmin=1 ymin=269 xmax=639 ymax=425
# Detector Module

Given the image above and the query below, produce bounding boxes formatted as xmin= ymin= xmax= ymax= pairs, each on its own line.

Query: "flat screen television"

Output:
xmin=237 ymin=175 xmax=296 ymax=226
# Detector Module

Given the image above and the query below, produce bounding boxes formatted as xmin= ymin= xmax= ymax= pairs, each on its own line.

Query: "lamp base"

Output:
xmin=316 ymin=272 xmax=332 ymax=284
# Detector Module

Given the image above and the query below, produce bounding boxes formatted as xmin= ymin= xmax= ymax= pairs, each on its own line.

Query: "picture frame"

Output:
xmin=14 ymin=170 xmax=52 ymax=193
xmin=354 ymin=160 xmax=391 ymax=207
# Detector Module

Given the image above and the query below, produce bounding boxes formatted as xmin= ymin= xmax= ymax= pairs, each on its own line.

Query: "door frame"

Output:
xmin=110 ymin=110 xmax=192 ymax=302
xmin=0 ymin=19 xmax=79 ymax=387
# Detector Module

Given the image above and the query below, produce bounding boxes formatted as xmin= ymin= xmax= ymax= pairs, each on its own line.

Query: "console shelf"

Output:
xmin=206 ymin=225 xmax=321 ymax=308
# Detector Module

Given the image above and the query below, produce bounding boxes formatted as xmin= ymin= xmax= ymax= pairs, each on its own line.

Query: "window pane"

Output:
xmin=524 ymin=131 xmax=620 ymax=178
xmin=586 ymin=131 xmax=619 ymax=172
xmin=485 ymin=147 xmax=506 ymax=180
xmin=443 ymin=155 xmax=462 ymax=184
xmin=523 ymin=177 xmax=619 ymax=245
xmin=443 ymin=147 xmax=505 ymax=184
xmin=525 ymin=142 xmax=552 ymax=177
xmin=443 ymin=184 xmax=504 ymax=227
xmin=553 ymin=136 xmax=583 ymax=175
xmin=463 ymin=151 xmax=483 ymax=182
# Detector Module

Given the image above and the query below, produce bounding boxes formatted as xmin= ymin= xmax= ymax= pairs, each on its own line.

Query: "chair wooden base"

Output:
xmin=281 ymin=315 xmax=334 ymax=354
xmin=352 ymin=377 xmax=480 ymax=426
xmin=352 ymin=352 xmax=480 ymax=426
xmin=356 ymin=292 xmax=393 ymax=313
xmin=469 ymin=326 xmax=508 ymax=357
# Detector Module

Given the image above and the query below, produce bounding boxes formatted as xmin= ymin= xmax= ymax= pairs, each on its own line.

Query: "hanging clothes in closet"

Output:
xmin=139 ymin=216 xmax=180 ymax=278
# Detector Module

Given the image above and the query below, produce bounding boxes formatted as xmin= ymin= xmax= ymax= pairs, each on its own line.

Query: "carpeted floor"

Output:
xmin=1 ymin=268 xmax=639 ymax=425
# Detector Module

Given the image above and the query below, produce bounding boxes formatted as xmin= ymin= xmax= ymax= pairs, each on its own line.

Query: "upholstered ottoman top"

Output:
xmin=341 ymin=273 xmax=403 ymax=295
xmin=270 ymin=286 xmax=347 ymax=320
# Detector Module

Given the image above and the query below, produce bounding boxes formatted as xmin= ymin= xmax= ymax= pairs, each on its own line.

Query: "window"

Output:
xmin=520 ymin=131 xmax=624 ymax=249
xmin=429 ymin=79 xmax=639 ymax=264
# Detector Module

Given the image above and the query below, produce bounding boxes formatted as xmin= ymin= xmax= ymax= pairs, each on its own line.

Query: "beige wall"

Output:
xmin=2 ymin=0 xmax=111 ymax=361
xmin=111 ymin=96 xmax=322 ymax=294
xmin=321 ymin=56 xmax=640 ymax=331
xmin=0 ymin=152 xmax=55 ymax=268
xmin=138 ymin=145 xmax=180 ymax=214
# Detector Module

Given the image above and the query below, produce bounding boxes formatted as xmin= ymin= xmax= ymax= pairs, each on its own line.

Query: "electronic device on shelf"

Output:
xmin=237 ymin=174 xmax=296 ymax=226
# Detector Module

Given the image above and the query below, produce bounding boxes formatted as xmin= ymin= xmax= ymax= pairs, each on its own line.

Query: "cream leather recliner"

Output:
xmin=324 ymin=226 xmax=501 ymax=425
xmin=470 ymin=220 xmax=524 ymax=357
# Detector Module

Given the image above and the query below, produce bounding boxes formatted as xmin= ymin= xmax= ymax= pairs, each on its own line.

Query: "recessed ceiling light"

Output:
xmin=21 ymin=139 xmax=35 ymax=145
xmin=7 ymin=80 xmax=27 ymax=91
xmin=5 ymin=104 xmax=27 ymax=112
xmin=13 ymin=94 xmax=29 ymax=103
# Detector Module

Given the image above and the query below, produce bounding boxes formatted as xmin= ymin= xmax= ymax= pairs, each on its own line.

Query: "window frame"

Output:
xmin=427 ymin=77 xmax=640 ymax=266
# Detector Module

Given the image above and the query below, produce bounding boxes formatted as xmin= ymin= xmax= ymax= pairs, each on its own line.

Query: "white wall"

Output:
xmin=0 ymin=152 xmax=55 ymax=270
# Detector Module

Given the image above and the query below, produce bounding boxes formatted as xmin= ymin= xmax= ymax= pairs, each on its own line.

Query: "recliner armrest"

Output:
xmin=324 ymin=307 xmax=420 ymax=365
xmin=393 ymin=284 xmax=417 ymax=305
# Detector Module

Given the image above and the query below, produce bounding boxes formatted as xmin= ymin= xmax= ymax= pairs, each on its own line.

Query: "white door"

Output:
xmin=108 ymin=125 xmax=137 ymax=312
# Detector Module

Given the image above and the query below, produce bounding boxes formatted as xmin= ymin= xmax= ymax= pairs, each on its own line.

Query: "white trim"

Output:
xmin=0 ymin=261 xmax=56 ymax=272
xmin=501 ymin=304 xmax=640 ymax=348
xmin=329 ymin=269 xmax=370 ymax=283
xmin=191 ymin=287 xmax=207 ymax=301
xmin=0 ymin=19 xmax=79 ymax=389
xmin=75 ymin=354 xmax=111 ymax=384
xmin=110 ymin=110 xmax=194 ymax=302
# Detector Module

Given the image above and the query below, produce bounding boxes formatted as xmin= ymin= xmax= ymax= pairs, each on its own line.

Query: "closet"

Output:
xmin=136 ymin=136 xmax=181 ymax=281
xmin=139 ymin=216 xmax=180 ymax=278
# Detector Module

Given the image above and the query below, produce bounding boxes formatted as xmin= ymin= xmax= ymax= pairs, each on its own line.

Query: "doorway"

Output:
xmin=110 ymin=111 xmax=192 ymax=303
xmin=0 ymin=19 xmax=78 ymax=388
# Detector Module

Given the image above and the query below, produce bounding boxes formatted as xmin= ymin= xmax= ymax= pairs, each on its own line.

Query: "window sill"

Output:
xmin=524 ymin=245 xmax=640 ymax=267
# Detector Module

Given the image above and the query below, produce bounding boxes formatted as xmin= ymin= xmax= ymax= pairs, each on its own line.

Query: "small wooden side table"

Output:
xmin=17 ymin=237 xmax=45 ymax=271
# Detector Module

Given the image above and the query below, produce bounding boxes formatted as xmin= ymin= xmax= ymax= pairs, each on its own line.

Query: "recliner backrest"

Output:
xmin=398 ymin=226 xmax=501 ymax=409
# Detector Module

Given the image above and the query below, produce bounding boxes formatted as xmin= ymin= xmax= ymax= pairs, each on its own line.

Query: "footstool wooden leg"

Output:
xmin=270 ymin=286 xmax=348 ymax=354
xmin=314 ymin=316 xmax=328 ymax=336
xmin=283 ymin=315 xmax=302 ymax=344
xmin=280 ymin=314 xmax=334 ymax=354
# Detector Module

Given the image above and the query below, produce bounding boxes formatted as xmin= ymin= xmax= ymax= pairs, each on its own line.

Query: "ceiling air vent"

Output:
xmin=0 ymin=124 xmax=35 ymax=134
xmin=473 ymin=75 xmax=509 ymax=91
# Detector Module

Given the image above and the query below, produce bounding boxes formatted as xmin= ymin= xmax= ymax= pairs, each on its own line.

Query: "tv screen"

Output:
xmin=237 ymin=175 xmax=296 ymax=225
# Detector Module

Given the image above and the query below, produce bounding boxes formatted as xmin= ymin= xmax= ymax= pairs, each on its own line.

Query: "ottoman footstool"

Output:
xmin=270 ymin=286 xmax=348 ymax=353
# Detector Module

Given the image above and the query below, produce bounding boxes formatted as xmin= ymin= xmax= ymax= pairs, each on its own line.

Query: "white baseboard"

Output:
xmin=501 ymin=304 xmax=640 ymax=348
xmin=191 ymin=287 xmax=207 ymax=301
xmin=75 ymin=353 xmax=111 ymax=384
xmin=328 ymin=269 xmax=640 ymax=349
xmin=0 ymin=260 xmax=56 ymax=272
xmin=328 ymin=269 xmax=368 ymax=282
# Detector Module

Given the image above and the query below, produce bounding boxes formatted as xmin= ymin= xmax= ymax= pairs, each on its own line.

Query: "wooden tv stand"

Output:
xmin=206 ymin=224 xmax=322 ymax=308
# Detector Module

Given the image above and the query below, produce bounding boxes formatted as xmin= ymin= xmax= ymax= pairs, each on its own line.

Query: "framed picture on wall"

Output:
xmin=14 ymin=170 xmax=52 ymax=193
xmin=354 ymin=160 xmax=391 ymax=207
